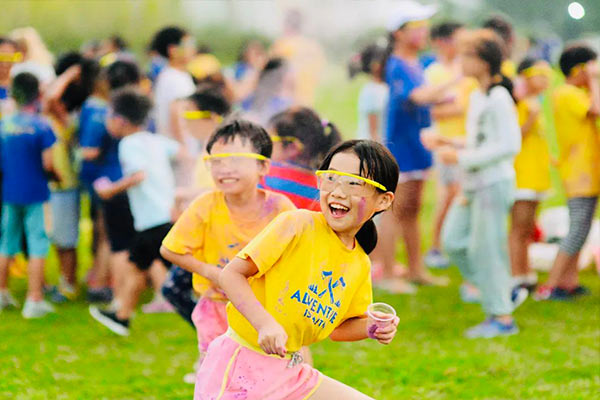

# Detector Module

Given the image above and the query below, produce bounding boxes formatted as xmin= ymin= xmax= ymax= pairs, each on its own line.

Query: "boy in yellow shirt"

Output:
xmin=160 ymin=119 xmax=295 ymax=381
xmin=509 ymin=58 xmax=552 ymax=291
xmin=536 ymin=46 xmax=600 ymax=300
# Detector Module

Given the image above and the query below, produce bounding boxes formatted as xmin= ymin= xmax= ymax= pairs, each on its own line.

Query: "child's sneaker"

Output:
xmin=142 ymin=299 xmax=175 ymax=314
xmin=21 ymin=299 xmax=56 ymax=319
xmin=533 ymin=285 xmax=552 ymax=301
xmin=459 ymin=283 xmax=481 ymax=304
xmin=424 ymin=249 xmax=450 ymax=269
xmin=0 ymin=290 xmax=19 ymax=310
xmin=511 ymin=287 xmax=529 ymax=310
xmin=569 ymin=285 xmax=590 ymax=297
xmin=465 ymin=318 xmax=519 ymax=339
xmin=87 ymin=287 xmax=113 ymax=303
xmin=89 ymin=306 xmax=130 ymax=336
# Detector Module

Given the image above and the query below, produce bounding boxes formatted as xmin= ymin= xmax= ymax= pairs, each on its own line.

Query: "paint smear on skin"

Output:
xmin=357 ymin=197 xmax=366 ymax=223
xmin=368 ymin=324 xmax=378 ymax=339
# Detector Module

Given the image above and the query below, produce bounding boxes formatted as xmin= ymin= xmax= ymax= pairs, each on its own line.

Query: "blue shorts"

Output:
xmin=49 ymin=189 xmax=80 ymax=249
xmin=0 ymin=202 xmax=49 ymax=257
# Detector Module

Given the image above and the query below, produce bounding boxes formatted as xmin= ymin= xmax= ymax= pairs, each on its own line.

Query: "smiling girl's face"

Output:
xmin=319 ymin=151 xmax=393 ymax=241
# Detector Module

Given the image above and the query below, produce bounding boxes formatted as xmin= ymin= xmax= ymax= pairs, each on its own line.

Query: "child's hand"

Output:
xmin=257 ymin=319 xmax=288 ymax=358
xmin=421 ymin=130 xmax=442 ymax=150
xmin=372 ymin=316 xmax=400 ymax=345
xmin=438 ymin=146 xmax=459 ymax=165
xmin=93 ymin=177 xmax=114 ymax=200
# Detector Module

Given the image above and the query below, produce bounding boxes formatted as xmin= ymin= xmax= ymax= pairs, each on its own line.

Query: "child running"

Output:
xmin=536 ymin=46 xmax=599 ymax=300
xmin=433 ymin=31 xmax=526 ymax=338
xmin=509 ymin=58 xmax=552 ymax=292
xmin=90 ymin=89 xmax=179 ymax=335
xmin=195 ymin=139 xmax=400 ymax=399
xmin=160 ymin=119 xmax=296 ymax=381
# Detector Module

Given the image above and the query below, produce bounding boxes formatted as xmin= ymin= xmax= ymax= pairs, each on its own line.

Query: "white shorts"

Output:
xmin=514 ymin=189 xmax=547 ymax=202
xmin=398 ymin=169 xmax=429 ymax=184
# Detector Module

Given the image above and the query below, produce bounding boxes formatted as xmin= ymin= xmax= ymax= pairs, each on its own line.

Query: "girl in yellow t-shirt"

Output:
xmin=509 ymin=58 xmax=552 ymax=290
xmin=195 ymin=140 xmax=400 ymax=400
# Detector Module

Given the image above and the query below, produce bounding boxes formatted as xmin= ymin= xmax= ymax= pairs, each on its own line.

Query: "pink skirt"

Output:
xmin=192 ymin=297 xmax=229 ymax=353
xmin=194 ymin=334 xmax=322 ymax=400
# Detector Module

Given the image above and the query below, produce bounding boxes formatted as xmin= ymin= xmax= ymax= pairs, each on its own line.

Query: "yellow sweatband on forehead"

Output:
xmin=270 ymin=135 xmax=305 ymax=149
xmin=521 ymin=64 xmax=552 ymax=78
xmin=569 ymin=63 xmax=587 ymax=77
xmin=404 ymin=20 xmax=430 ymax=29
xmin=316 ymin=170 xmax=388 ymax=192
xmin=203 ymin=152 xmax=268 ymax=161
xmin=0 ymin=52 xmax=23 ymax=63
xmin=183 ymin=110 xmax=223 ymax=122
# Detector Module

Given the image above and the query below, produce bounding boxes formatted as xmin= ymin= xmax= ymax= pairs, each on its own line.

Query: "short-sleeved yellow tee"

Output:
xmin=424 ymin=62 xmax=477 ymax=138
xmin=514 ymin=98 xmax=551 ymax=192
xmin=228 ymin=209 xmax=373 ymax=353
xmin=162 ymin=189 xmax=296 ymax=299
xmin=48 ymin=115 xmax=78 ymax=191
xmin=552 ymin=84 xmax=600 ymax=197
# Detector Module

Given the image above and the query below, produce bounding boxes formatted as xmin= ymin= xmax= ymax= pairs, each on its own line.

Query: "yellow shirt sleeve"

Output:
xmin=237 ymin=210 xmax=306 ymax=278
xmin=566 ymin=89 xmax=591 ymax=120
xmin=162 ymin=195 xmax=206 ymax=257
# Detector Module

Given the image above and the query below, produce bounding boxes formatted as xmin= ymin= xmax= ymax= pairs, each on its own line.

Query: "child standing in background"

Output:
xmin=350 ymin=43 xmax=388 ymax=143
xmin=434 ymin=33 xmax=526 ymax=338
xmin=536 ymin=46 xmax=599 ymax=300
xmin=264 ymin=107 xmax=342 ymax=210
xmin=509 ymin=58 xmax=552 ymax=292
xmin=0 ymin=73 xmax=56 ymax=318
xmin=160 ymin=120 xmax=296 ymax=381
xmin=195 ymin=140 xmax=399 ymax=399
xmin=424 ymin=21 xmax=477 ymax=269
xmin=90 ymin=90 xmax=179 ymax=335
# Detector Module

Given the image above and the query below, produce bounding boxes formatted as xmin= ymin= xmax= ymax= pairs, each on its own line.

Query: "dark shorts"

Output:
xmin=129 ymin=223 xmax=173 ymax=271
xmin=102 ymin=193 xmax=136 ymax=252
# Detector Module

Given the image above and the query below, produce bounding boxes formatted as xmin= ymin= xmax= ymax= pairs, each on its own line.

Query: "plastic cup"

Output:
xmin=367 ymin=302 xmax=396 ymax=339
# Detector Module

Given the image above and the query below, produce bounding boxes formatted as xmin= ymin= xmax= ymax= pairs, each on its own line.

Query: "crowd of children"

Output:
xmin=0 ymin=2 xmax=598 ymax=397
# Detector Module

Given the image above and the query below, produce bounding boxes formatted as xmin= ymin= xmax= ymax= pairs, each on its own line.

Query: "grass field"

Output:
xmin=0 ymin=67 xmax=599 ymax=400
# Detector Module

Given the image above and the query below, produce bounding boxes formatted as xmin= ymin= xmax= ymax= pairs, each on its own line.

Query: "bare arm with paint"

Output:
xmin=159 ymin=246 xmax=221 ymax=286
xmin=330 ymin=315 xmax=399 ymax=345
xmin=219 ymin=257 xmax=288 ymax=357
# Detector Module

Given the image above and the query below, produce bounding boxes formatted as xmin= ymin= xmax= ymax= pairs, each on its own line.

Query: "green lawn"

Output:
xmin=1 ymin=67 xmax=599 ymax=400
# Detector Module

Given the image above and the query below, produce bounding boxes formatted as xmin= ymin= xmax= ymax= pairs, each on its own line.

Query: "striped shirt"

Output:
xmin=260 ymin=162 xmax=320 ymax=211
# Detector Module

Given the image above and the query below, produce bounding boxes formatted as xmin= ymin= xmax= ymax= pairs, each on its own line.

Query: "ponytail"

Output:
xmin=488 ymin=73 xmax=516 ymax=103
xmin=321 ymin=119 xmax=342 ymax=156
xmin=355 ymin=218 xmax=378 ymax=254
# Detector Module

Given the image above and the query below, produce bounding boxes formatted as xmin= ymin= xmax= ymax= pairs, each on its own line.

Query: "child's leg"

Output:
xmin=395 ymin=179 xmax=425 ymax=279
xmin=308 ymin=375 xmax=373 ymax=400
xmin=546 ymin=197 xmax=597 ymax=288
xmin=23 ymin=203 xmax=51 ymax=301
xmin=432 ymin=180 xmax=460 ymax=251
xmin=162 ymin=265 xmax=196 ymax=326
xmin=0 ymin=204 xmax=25 ymax=290
xmin=116 ymin=261 xmax=146 ymax=320
xmin=442 ymin=197 xmax=474 ymax=280
xmin=378 ymin=210 xmax=398 ymax=276
xmin=148 ymin=259 xmax=168 ymax=291
xmin=110 ymin=250 xmax=132 ymax=305
xmin=469 ymin=181 xmax=514 ymax=319
xmin=50 ymin=190 xmax=80 ymax=287
xmin=509 ymin=200 xmax=538 ymax=278
xmin=57 ymin=248 xmax=77 ymax=286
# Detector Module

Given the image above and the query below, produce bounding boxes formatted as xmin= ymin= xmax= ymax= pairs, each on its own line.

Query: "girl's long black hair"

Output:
xmin=319 ymin=140 xmax=399 ymax=254
xmin=473 ymin=33 xmax=515 ymax=102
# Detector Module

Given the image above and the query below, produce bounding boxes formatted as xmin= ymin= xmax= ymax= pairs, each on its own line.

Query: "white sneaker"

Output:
xmin=22 ymin=299 xmax=56 ymax=319
xmin=0 ymin=290 xmax=19 ymax=310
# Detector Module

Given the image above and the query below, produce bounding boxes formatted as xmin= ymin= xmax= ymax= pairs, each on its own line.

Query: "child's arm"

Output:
xmin=94 ymin=172 xmax=145 ymax=200
xmin=520 ymin=102 xmax=541 ymax=136
xmin=159 ymin=246 xmax=221 ymax=286
xmin=41 ymin=147 xmax=54 ymax=172
xmin=367 ymin=114 xmax=380 ymax=142
xmin=586 ymin=61 xmax=600 ymax=117
xmin=220 ymin=257 xmax=288 ymax=357
xmin=330 ymin=316 xmax=399 ymax=345
xmin=42 ymin=64 xmax=81 ymax=122
xmin=410 ymin=77 xmax=461 ymax=106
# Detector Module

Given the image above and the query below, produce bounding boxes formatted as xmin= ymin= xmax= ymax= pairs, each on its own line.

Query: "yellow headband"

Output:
xmin=570 ymin=63 xmax=587 ymax=77
xmin=271 ymin=135 xmax=305 ymax=150
xmin=521 ymin=64 xmax=552 ymax=78
xmin=404 ymin=20 xmax=429 ymax=29
xmin=183 ymin=110 xmax=223 ymax=122
xmin=316 ymin=170 xmax=387 ymax=192
xmin=203 ymin=152 xmax=268 ymax=161
xmin=0 ymin=52 xmax=23 ymax=63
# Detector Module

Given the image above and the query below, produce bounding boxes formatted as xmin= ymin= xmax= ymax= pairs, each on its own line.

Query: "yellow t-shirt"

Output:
xmin=501 ymin=60 xmax=517 ymax=79
xmin=48 ymin=115 xmax=78 ymax=191
xmin=228 ymin=210 xmax=373 ymax=353
xmin=162 ymin=189 xmax=295 ymax=300
xmin=424 ymin=62 xmax=477 ymax=138
xmin=514 ymin=99 xmax=551 ymax=192
xmin=552 ymin=84 xmax=600 ymax=197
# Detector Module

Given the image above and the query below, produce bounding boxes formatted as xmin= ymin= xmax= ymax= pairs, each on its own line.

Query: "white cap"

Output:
xmin=386 ymin=1 xmax=438 ymax=31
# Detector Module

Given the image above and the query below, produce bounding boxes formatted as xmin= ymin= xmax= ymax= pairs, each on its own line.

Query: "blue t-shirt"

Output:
xmin=78 ymin=97 xmax=123 ymax=184
xmin=385 ymin=56 xmax=432 ymax=172
xmin=0 ymin=111 xmax=56 ymax=204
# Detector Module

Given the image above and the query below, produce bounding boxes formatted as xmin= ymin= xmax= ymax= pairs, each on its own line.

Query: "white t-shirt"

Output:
xmin=153 ymin=66 xmax=195 ymax=137
xmin=119 ymin=131 xmax=179 ymax=231
xmin=356 ymin=81 xmax=388 ymax=142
